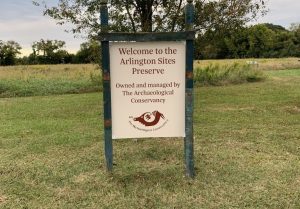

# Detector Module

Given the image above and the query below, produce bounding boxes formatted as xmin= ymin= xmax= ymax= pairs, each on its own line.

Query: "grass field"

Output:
xmin=0 ymin=67 xmax=299 ymax=208
xmin=194 ymin=57 xmax=300 ymax=71
xmin=0 ymin=64 xmax=101 ymax=97
xmin=1 ymin=58 xmax=299 ymax=98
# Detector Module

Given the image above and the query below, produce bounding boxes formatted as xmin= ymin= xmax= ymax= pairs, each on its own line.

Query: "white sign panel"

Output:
xmin=110 ymin=41 xmax=186 ymax=139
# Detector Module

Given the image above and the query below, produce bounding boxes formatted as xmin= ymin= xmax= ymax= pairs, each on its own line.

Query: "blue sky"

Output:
xmin=1 ymin=0 xmax=300 ymax=56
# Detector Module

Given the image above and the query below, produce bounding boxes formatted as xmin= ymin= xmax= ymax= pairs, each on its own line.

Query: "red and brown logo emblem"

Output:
xmin=133 ymin=111 xmax=165 ymax=127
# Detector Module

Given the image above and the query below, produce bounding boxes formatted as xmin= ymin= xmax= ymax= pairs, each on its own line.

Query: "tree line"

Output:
xmin=0 ymin=39 xmax=100 ymax=66
xmin=1 ymin=22 xmax=300 ymax=66
xmin=4 ymin=0 xmax=293 ymax=66
xmin=196 ymin=23 xmax=300 ymax=59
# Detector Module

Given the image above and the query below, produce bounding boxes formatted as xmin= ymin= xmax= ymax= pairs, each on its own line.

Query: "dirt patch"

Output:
xmin=73 ymin=173 xmax=89 ymax=183
xmin=271 ymin=77 xmax=291 ymax=82
xmin=0 ymin=195 xmax=8 ymax=204
xmin=285 ymin=105 xmax=300 ymax=114
xmin=209 ymin=106 xmax=255 ymax=112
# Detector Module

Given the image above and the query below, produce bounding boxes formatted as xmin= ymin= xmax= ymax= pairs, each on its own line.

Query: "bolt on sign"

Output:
xmin=110 ymin=42 xmax=185 ymax=139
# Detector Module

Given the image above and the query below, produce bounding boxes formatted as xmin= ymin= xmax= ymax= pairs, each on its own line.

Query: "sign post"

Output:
xmin=100 ymin=0 xmax=195 ymax=178
xmin=100 ymin=0 xmax=113 ymax=172
xmin=185 ymin=0 xmax=195 ymax=178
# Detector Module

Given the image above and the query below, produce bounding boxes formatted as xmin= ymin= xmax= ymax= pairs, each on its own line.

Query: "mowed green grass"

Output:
xmin=0 ymin=69 xmax=300 ymax=208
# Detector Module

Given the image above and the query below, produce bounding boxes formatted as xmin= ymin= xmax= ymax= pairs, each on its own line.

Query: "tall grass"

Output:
xmin=194 ymin=63 xmax=266 ymax=86
xmin=0 ymin=64 xmax=102 ymax=98
xmin=194 ymin=57 xmax=300 ymax=71
xmin=0 ymin=61 xmax=269 ymax=98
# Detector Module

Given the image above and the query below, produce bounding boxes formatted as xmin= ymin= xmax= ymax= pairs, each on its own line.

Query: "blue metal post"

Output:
xmin=185 ymin=0 xmax=195 ymax=178
xmin=100 ymin=0 xmax=113 ymax=172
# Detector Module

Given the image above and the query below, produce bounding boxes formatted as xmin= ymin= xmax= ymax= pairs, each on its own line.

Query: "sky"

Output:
xmin=255 ymin=0 xmax=300 ymax=27
xmin=0 ymin=0 xmax=85 ymax=56
xmin=1 ymin=0 xmax=300 ymax=56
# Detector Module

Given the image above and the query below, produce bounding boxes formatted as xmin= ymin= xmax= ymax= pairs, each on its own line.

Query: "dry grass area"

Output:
xmin=0 ymin=64 xmax=100 ymax=80
xmin=0 ymin=64 xmax=102 ymax=97
xmin=0 ymin=58 xmax=299 ymax=99
xmin=195 ymin=57 xmax=300 ymax=71
xmin=1 ymin=58 xmax=299 ymax=98
xmin=0 ymin=58 xmax=298 ymax=81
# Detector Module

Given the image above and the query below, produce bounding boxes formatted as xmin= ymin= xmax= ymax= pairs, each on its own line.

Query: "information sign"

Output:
xmin=110 ymin=42 xmax=186 ymax=139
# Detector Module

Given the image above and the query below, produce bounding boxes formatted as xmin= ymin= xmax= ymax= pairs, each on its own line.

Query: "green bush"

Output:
xmin=194 ymin=63 xmax=266 ymax=86
xmin=89 ymin=72 xmax=102 ymax=87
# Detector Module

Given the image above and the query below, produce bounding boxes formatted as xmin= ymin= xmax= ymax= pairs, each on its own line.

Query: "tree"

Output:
xmin=75 ymin=40 xmax=101 ymax=64
xmin=263 ymin=23 xmax=287 ymax=32
xmin=224 ymin=27 xmax=250 ymax=58
xmin=29 ymin=39 xmax=68 ymax=64
xmin=0 ymin=40 xmax=22 ymax=66
xmin=32 ymin=39 xmax=65 ymax=57
xmin=33 ymin=0 xmax=267 ymax=36
xmin=247 ymin=24 xmax=275 ymax=58
xmin=290 ymin=23 xmax=300 ymax=56
xmin=277 ymin=32 xmax=298 ymax=57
